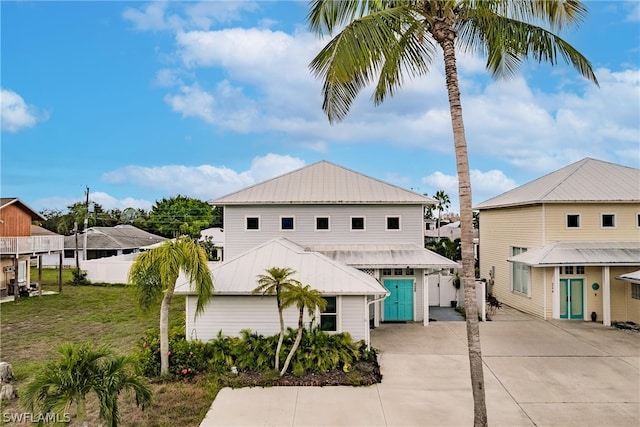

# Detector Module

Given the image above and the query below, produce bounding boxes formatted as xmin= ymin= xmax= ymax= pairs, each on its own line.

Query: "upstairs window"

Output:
xmin=320 ymin=296 xmax=337 ymax=331
xmin=246 ymin=217 xmax=259 ymax=230
xmin=566 ymin=214 xmax=580 ymax=228
xmin=316 ymin=217 xmax=329 ymax=230
xmin=511 ymin=247 xmax=529 ymax=295
xmin=386 ymin=216 xmax=400 ymax=230
xmin=351 ymin=217 xmax=365 ymax=230
xmin=281 ymin=217 xmax=294 ymax=230
xmin=601 ymin=214 xmax=615 ymax=228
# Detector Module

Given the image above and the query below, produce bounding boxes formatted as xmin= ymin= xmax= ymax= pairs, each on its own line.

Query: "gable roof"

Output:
xmin=0 ymin=198 xmax=45 ymax=221
xmin=616 ymin=269 xmax=640 ymax=284
xmin=212 ymin=161 xmax=434 ymax=205
xmin=175 ymin=237 xmax=388 ymax=296
xmin=475 ymin=158 xmax=640 ymax=210
xmin=64 ymin=225 xmax=166 ymax=250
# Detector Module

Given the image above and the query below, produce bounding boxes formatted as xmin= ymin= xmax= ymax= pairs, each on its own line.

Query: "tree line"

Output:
xmin=37 ymin=195 xmax=223 ymax=239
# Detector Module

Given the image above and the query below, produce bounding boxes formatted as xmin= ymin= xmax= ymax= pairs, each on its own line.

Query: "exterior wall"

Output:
xmin=625 ymin=282 xmax=640 ymax=324
xmin=543 ymin=203 xmax=640 ymax=243
xmin=186 ymin=294 xmax=369 ymax=343
xmin=479 ymin=205 xmax=544 ymax=315
xmin=223 ymin=204 xmax=423 ymax=259
xmin=0 ymin=255 xmax=31 ymax=294
xmin=0 ymin=204 xmax=32 ymax=237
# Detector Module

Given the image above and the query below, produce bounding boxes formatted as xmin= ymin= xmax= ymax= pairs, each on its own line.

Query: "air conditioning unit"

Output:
xmin=3 ymin=266 xmax=15 ymax=273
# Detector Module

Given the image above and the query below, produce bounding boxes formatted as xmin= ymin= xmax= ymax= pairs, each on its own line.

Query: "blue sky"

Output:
xmin=2 ymin=1 xmax=639 ymax=214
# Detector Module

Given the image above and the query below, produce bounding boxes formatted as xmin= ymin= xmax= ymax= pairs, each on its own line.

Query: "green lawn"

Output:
xmin=0 ymin=270 xmax=217 ymax=426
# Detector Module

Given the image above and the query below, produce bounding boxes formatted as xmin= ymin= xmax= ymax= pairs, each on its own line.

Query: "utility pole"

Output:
xmin=83 ymin=186 xmax=89 ymax=261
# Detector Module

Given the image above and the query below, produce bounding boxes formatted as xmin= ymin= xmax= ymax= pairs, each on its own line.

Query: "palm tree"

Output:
xmin=252 ymin=267 xmax=301 ymax=371
xmin=434 ymin=190 xmax=451 ymax=239
xmin=308 ymin=1 xmax=597 ymax=424
xmin=22 ymin=342 xmax=152 ymax=427
xmin=278 ymin=284 xmax=327 ymax=376
xmin=129 ymin=237 xmax=213 ymax=376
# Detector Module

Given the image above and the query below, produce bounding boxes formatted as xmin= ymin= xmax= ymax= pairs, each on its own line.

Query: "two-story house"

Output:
xmin=0 ymin=198 xmax=64 ymax=299
xmin=476 ymin=158 xmax=640 ymax=326
xmin=176 ymin=161 xmax=457 ymax=344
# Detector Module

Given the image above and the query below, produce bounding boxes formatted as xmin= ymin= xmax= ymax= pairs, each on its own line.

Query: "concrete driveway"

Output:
xmin=200 ymin=306 xmax=640 ymax=426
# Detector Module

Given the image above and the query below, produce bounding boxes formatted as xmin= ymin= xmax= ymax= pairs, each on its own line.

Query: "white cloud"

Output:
xmin=1 ymin=88 xmax=45 ymax=133
xmin=102 ymin=153 xmax=306 ymax=201
xmin=90 ymin=192 xmax=153 ymax=211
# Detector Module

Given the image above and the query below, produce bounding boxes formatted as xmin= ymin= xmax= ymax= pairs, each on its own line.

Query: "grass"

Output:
xmin=0 ymin=268 xmax=219 ymax=426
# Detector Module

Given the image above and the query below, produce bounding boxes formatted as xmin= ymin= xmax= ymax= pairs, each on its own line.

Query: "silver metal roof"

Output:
xmin=64 ymin=225 xmax=166 ymax=250
xmin=175 ymin=238 xmax=388 ymax=296
xmin=507 ymin=241 xmax=640 ymax=267
xmin=211 ymin=161 xmax=435 ymax=205
xmin=616 ymin=269 xmax=640 ymax=284
xmin=305 ymin=244 xmax=458 ymax=269
xmin=475 ymin=158 xmax=640 ymax=210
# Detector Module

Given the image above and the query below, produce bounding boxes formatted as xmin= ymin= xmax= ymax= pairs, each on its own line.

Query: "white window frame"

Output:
xmin=315 ymin=216 xmax=330 ymax=231
xmin=385 ymin=215 xmax=401 ymax=231
xmin=511 ymin=247 xmax=530 ymax=296
xmin=319 ymin=295 xmax=339 ymax=332
xmin=350 ymin=216 xmax=366 ymax=231
xmin=566 ymin=213 xmax=581 ymax=229
xmin=280 ymin=216 xmax=295 ymax=231
xmin=245 ymin=216 xmax=260 ymax=231
xmin=601 ymin=213 xmax=616 ymax=229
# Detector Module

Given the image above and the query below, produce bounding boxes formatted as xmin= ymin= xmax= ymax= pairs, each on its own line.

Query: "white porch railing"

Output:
xmin=0 ymin=236 xmax=64 ymax=255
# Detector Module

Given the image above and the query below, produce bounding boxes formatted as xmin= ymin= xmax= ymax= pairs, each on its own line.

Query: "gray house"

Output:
xmin=176 ymin=161 xmax=456 ymax=345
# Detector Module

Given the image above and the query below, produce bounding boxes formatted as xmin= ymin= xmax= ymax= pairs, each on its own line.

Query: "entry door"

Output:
xmin=383 ymin=279 xmax=414 ymax=321
xmin=560 ymin=278 xmax=584 ymax=319
xmin=428 ymin=275 xmax=440 ymax=306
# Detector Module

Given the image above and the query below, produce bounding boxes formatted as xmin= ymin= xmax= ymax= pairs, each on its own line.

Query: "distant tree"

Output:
xmin=279 ymin=284 xmax=326 ymax=376
xmin=252 ymin=267 xmax=300 ymax=371
xmin=129 ymin=238 xmax=213 ymax=376
xmin=148 ymin=196 xmax=215 ymax=238
xmin=434 ymin=190 xmax=451 ymax=239
xmin=427 ymin=237 xmax=461 ymax=261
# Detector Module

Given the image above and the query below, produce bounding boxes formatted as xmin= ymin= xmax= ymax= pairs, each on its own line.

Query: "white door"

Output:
xmin=428 ymin=274 xmax=440 ymax=306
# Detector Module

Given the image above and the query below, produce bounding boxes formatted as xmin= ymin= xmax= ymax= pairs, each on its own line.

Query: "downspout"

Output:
xmin=366 ymin=291 xmax=390 ymax=350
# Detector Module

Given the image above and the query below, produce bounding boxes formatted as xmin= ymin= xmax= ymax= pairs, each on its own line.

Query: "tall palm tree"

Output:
xmin=129 ymin=237 xmax=213 ymax=376
xmin=308 ymin=1 xmax=597 ymax=424
xmin=22 ymin=342 xmax=152 ymax=427
xmin=252 ymin=267 xmax=301 ymax=370
xmin=278 ymin=283 xmax=327 ymax=376
xmin=434 ymin=190 xmax=451 ymax=239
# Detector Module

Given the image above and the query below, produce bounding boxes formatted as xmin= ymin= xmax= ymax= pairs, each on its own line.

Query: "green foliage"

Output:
xmin=287 ymin=327 xmax=360 ymax=374
xmin=426 ymin=237 xmax=461 ymax=261
xmin=71 ymin=268 xmax=90 ymax=285
xmin=148 ymin=195 xmax=216 ymax=238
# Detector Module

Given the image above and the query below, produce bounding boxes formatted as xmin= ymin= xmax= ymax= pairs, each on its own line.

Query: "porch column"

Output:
xmin=552 ymin=267 xmax=560 ymax=319
xmin=602 ymin=266 xmax=611 ymax=327
xmin=38 ymin=255 xmax=43 ymax=297
xmin=13 ymin=256 xmax=19 ymax=302
xmin=423 ymin=273 xmax=429 ymax=326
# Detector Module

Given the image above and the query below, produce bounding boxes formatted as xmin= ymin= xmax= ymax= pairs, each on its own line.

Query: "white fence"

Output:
xmin=458 ymin=280 xmax=486 ymax=321
xmin=79 ymin=254 xmax=138 ymax=284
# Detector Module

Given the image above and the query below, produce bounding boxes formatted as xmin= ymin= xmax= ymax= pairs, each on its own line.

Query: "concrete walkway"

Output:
xmin=200 ymin=306 xmax=640 ymax=426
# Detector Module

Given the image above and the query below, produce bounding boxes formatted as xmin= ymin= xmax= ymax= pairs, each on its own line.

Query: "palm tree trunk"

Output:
xmin=280 ymin=307 xmax=304 ymax=377
xmin=437 ymin=24 xmax=488 ymax=427
xmin=159 ymin=288 xmax=174 ymax=376
xmin=275 ymin=289 xmax=284 ymax=370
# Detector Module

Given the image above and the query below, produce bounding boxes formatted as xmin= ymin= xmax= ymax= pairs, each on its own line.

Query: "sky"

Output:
xmin=2 ymin=1 xmax=639 ymax=215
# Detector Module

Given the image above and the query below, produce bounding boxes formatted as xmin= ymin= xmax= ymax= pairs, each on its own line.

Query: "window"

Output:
xmin=351 ymin=217 xmax=365 ymax=230
xmin=382 ymin=268 xmax=392 ymax=276
xmin=564 ymin=266 xmax=574 ymax=275
xmin=281 ymin=217 xmax=294 ymax=230
xmin=320 ymin=296 xmax=337 ymax=331
xmin=246 ymin=217 xmax=259 ymax=230
xmin=316 ymin=217 xmax=329 ymax=230
xmin=601 ymin=214 xmax=615 ymax=228
xmin=386 ymin=216 xmax=400 ymax=230
xmin=511 ymin=247 xmax=529 ymax=295
xmin=64 ymin=250 xmax=75 ymax=259
xmin=576 ymin=266 xmax=585 ymax=275
xmin=632 ymin=284 xmax=640 ymax=300
xmin=394 ymin=268 xmax=404 ymax=276
xmin=637 ymin=213 xmax=640 ymax=228
xmin=405 ymin=268 xmax=414 ymax=275
xmin=566 ymin=214 xmax=580 ymax=228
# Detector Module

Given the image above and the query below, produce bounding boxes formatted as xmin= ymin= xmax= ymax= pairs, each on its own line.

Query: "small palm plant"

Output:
xmin=22 ymin=342 xmax=152 ymax=427
xmin=279 ymin=284 xmax=327 ymax=377
xmin=252 ymin=267 xmax=300 ymax=370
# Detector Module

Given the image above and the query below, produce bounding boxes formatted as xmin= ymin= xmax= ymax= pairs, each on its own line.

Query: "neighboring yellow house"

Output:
xmin=476 ymin=158 xmax=640 ymax=326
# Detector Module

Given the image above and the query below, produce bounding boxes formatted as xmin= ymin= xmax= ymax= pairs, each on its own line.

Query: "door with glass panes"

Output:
xmin=560 ymin=278 xmax=584 ymax=319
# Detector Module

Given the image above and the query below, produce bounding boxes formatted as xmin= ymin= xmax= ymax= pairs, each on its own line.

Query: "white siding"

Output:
xmin=340 ymin=295 xmax=368 ymax=342
xmin=224 ymin=205 xmax=423 ymax=259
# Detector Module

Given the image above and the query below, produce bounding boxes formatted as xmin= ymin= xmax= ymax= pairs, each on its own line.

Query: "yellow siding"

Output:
xmin=627 ymin=286 xmax=640 ymax=324
xmin=544 ymin=203 xmax=640 ymax=243
xmin=479 ymin=206 xmax=544 ymax=316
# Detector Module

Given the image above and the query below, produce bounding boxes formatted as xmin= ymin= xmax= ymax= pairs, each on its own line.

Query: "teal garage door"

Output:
xmin=383 ymin=279 xmax=414 ymax=321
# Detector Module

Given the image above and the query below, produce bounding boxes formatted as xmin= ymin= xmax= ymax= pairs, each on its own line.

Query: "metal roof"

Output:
xmin=175 ymin=237 xmax=388 ymax=296
xmin=64 ymin=225 xmax=166 ymax=250
xmin=305 ymin=244 xmax=458 ymax=269
xmin=475 ymin=158 xmax=640 ymax=210
xmin=616 ymin=269 xmax=640 ymax=284
xmin=211 ymin=161 xmax=435 ymax=205
xmin=507 ymin=241 xmax=640 ymax=267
